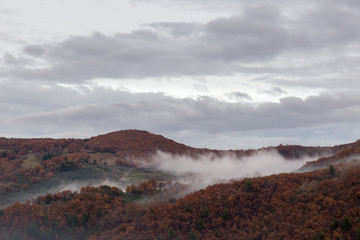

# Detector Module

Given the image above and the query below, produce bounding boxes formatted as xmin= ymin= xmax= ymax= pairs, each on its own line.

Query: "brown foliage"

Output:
xmin=1 ymin=165 xmax=360 ymax=240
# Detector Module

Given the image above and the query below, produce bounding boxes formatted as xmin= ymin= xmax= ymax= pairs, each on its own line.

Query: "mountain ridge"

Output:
xmin=1 ymin=129 xmax=357 ymax=159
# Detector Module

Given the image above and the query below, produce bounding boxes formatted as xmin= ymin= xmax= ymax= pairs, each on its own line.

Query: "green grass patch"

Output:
xmin=0 ymin=182 xmax=11 ymax=190
xmin=0 ymin=163 xmax=177 ymax=209
xmin=128 ymin=171 xmax=172 ymax=180
xmin=124 ymin=170 xmax=175 ymax=184
xmin=54 ymin=166 xmax=104 ymax=181
xmin=22 ymin=154 xmax=41 ymax=169
xmin=0 ymin=167 xmax=106 ymax=209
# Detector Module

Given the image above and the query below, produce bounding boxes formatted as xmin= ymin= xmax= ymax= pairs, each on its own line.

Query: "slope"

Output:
xmin=1 ymin=164 xmax=360 ymax=239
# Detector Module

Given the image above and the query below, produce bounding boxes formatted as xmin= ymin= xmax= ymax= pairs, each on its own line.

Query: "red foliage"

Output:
xmin=1 ymin=166 xmax=360 ymax=240
xmin=302 ymin=140 xmax=360 ymax=170
xmin=84 ymin=130 xmax=195 ymax=155
xmin=0 ymin=130 xmax=359 ymax=198
xmin=2 ymin=131 xmax=360 ymax=239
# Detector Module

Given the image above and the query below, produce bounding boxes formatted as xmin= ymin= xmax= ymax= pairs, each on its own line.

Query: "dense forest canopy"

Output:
xmin=1 ymin=164 xmax=360 ymax=239
xmin=0 ymin=130 xmax=360 ymax=239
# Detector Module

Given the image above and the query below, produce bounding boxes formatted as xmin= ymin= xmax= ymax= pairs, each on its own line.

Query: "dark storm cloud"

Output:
xmin=4 ymin=2 xmax=360 ymax=83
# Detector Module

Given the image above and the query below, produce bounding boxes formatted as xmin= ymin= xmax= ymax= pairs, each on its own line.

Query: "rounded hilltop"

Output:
xmin=85 ymin=129 xmax=194 ymax=156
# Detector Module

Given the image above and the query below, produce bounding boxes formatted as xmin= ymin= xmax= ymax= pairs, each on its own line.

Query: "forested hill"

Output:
xmin=1 ymin=130 xmax=360 ymax=239
xmin=1 ymin=163 xmax=359 ymax=239
xmin=300 ymin=140 xmax=360 ymax=171
xmin=0 ymin=129 xmax=358 ymax=197
xmin=84 ymin=130 xmax=196 ymax=156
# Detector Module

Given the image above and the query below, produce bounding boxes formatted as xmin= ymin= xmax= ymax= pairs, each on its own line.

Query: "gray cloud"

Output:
xmin=147 ymin=22 xmax=201 ymax=38
xmin=3 ymin=2 xmax=360 ymax=83
xmin=2 ymin=53 xmax=31 ymax=67
xmin=23 ymin=45 xmax=46 ymax=56
xmin=303 ymin=1 xmax=360 ymax=47
xmin=229 ymin=91 xmax=252 ymax=101
xmin=0 ymin=80 xmax=167 ymax=115
xmin=265 ymin=87 xmax=287 ymax=96
xmin=2 ymin=89 xmax=360 ymax=136
xmin=0 ymin=75 xmax=359 ymax=147
xmin=1 ymin=0 xmax=360 ymax=149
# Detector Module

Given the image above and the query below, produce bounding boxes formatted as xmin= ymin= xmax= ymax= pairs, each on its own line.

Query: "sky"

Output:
xmin=1 ymin=0 xmax=360 ymax=149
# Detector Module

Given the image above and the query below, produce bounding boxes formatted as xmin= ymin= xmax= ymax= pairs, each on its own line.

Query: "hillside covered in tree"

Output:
xmin=0 ymin=129 xmax=352 ymax=195
xmin=1 ymin=162 xmax=360 ymax=239
xmin=1 ymin=130 xmax=360 ymax=239
xmin=0 ymin=129 xmax=339 ymax=198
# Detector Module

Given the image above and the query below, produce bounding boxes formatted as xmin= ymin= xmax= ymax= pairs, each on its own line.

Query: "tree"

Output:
xmin=222 ymin=207 xmax=230 ymax=221
xmin=329 ymin=165 xmax=336 ymax=178
xmin=201 ymin=207 xmax=209 ymax=219
xmin=356 ymin=228 xmax=360 ymax=240
xmin=330 ymin=218 xmax=339 ymax=231
xmin=214 ymin=229 xmax=221 ymax=238
xmin=342 ymin=216 xmax=352 ymax=231
xmin=312 ymin=231 xmax=325 ymax=240
xmin=245 ymin=180 xmax=253 ymax=192
xmin=25 ymin=221 xmax=41 ymax=239
xmin=167 ymin=226 xmax=176 ymax=239
xmin=189 ymin=229 xmax=198 ymax=240
xmin=196 ymin=218 xmax=205 ymax=230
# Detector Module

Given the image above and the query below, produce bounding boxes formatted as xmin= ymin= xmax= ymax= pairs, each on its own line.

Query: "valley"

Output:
xmin=0 ymin=130 xmax=360 ymax=239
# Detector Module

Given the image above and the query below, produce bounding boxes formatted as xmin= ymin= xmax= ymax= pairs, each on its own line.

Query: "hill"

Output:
xmin=84 ymin=130 xmax=195 ymax=156
xmin=300 ymin=140 xmax=360 ymax=171
xmin=1 ymin=164 xmax=360 ymax=239
xmin=0 ymin=130 xmax=197 ymax=208
xmin=1 ymin=130 xmax=360 ymax=239
xmin=0 ymin=130 xmax=358 ymax=207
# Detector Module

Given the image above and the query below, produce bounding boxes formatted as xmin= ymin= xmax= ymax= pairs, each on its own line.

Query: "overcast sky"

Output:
xmin=1 ymin=0 xmax=360 ymax=149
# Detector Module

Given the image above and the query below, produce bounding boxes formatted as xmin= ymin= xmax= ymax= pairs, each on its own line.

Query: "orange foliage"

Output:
xmin=1 ymin=166 xmax=360 ymax=240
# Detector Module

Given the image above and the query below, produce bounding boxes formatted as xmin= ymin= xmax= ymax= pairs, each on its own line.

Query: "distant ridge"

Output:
xmin=300 ymin=140 xmax=360 ymax=170
xmin=0 ymin=129 xmax=359 ymax=164
xmin=0 ymin=129 xmax=359 ymax=209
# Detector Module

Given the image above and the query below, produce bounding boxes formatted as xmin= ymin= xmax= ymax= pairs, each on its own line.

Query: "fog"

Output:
xmin=0 ymin=178 xmax=128 ymax=209
xmin=0 ymin=150 xmax=318 ymax=209
xmin=144 ymin=150 xmax=315 ymax=189
xmin=52 ymin=179 xmax=127 ymax=193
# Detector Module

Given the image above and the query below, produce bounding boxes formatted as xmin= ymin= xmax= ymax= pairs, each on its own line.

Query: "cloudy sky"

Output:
xmin=1 ymin=0 xmax=360 ymax=149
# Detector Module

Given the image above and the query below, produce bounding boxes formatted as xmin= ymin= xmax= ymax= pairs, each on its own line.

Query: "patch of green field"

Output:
xmin=0 ymin=182 xmax=11 ymax=191
xmin=88 ymin=152 xmax=117 ymax=164
xmin=22 ymin=153 xmax=41 ymax=169
xmin=0 ymin=163 xmax=177 ymax=209
xmin=54 ymin=166 xmax=104 ymax=181
xmin=127 ymin=171 xmax=173 ymax=181
xmin=0 ymin=167 xmax=105 ymax=209
xmin=93 ymin=163 xmax=176 ymax=183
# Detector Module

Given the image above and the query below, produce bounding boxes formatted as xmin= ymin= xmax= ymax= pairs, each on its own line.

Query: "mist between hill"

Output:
xmin=138 ymin=150 xmax=318 ymax=190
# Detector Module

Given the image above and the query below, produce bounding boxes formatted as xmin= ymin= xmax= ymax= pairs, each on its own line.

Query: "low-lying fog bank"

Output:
xmin=141 ymin=150 xmax=317 ymax=189
xmin=1 ymin=150 xmax=319 ymax=209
